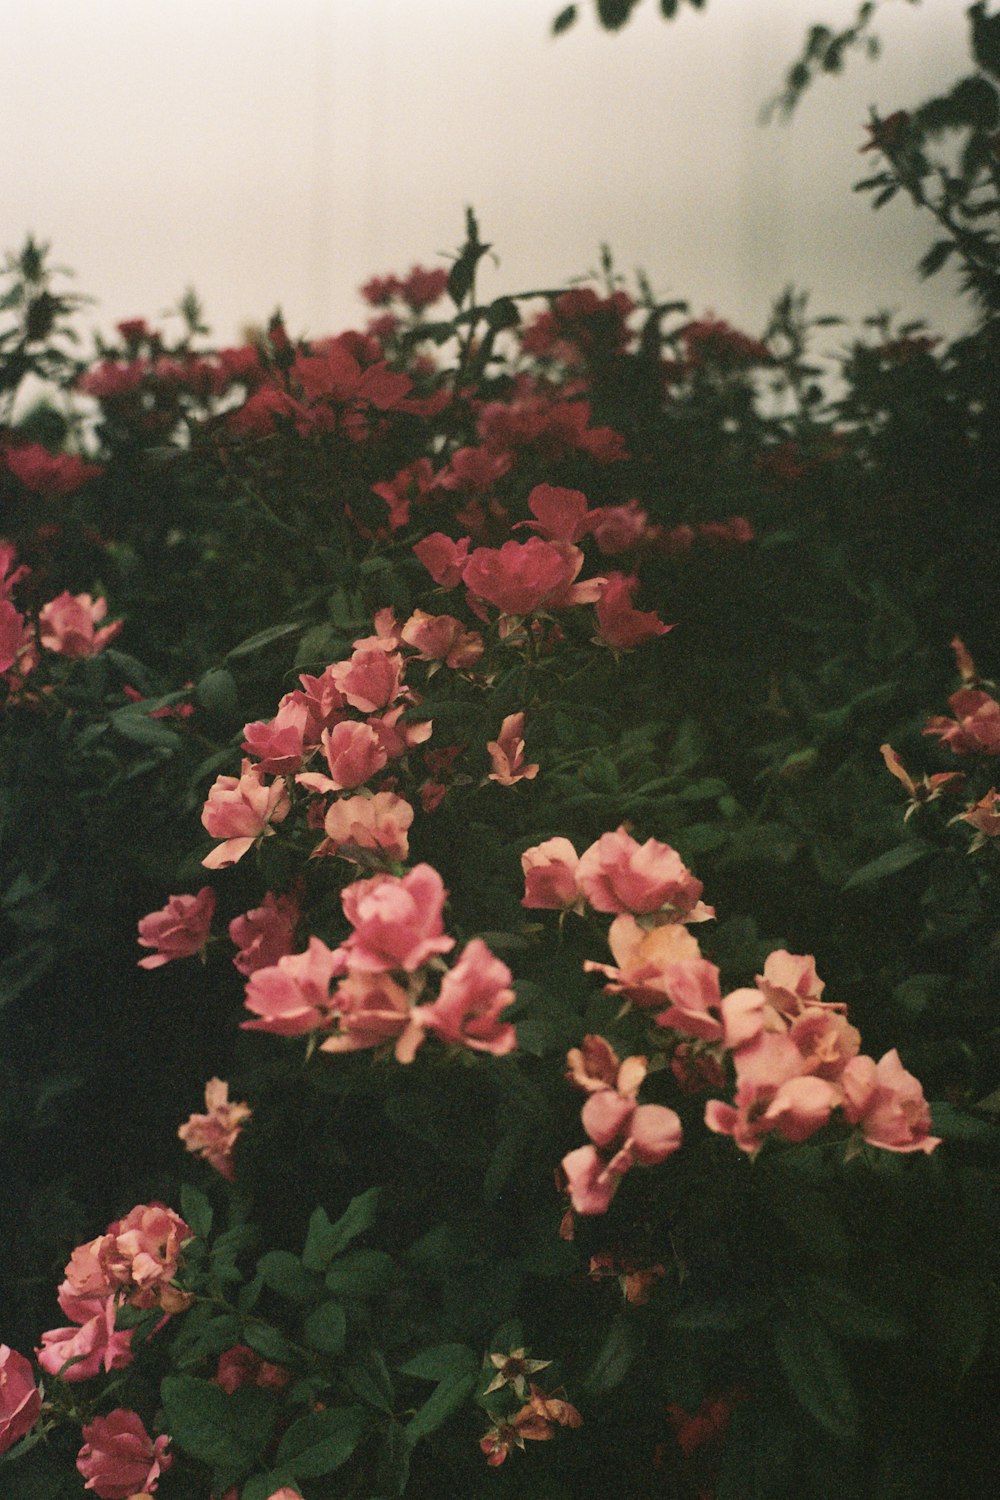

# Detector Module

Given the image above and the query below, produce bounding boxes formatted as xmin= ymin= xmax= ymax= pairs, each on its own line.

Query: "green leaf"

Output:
xmin=161 ymin=1375 xmax=275 ymax=1473
xmin=582 ymin=1314 xmax=637 ymax=1393
xmin=805 ymin=1275 xmax=907 ymax=1341
xmin=180 ymin=1182 xmax=213 ymax=1240
xmin=843 ymin=839 xmax=931 ymax=889
xmin=302 ymin=1299 xmax=347 ymax=1356
xmin=345 ymin=1347 xmax=395 ymax=1412
xmin=403 ymin=1362 xmax=480 ymax=1444
xmin=771 ymin=1305 xmax=858 ymax=1440
xmin=400 ymin=1343 xmax=479 ymax=1382
xmin=302 ymin=1206 xmax=338 ymax=1272
xmin=241 ymin=1475 xmax=298 ymax=1500
xmin=243 ymin=1321 xmax=301 ymax=1364
xmin=226 ymin=620 xmax=303 ymax=659
xmin=275 ymin=1407 xmax=366 ymax=1479
xmin=374 ymin=1420 xmax=411 ymax=1496
xmin=324 ymin=1248 xmax=395 ymax=1298
xmin=196 ymin=667 xmax=239 ymax=719
xmin=109 ymin=708 xmax=182 ymax=749
xmin=319 ymin=1187 xmax=381 ymax=1260
xmin=256 ymin=1250 xmax=319 ymax=1303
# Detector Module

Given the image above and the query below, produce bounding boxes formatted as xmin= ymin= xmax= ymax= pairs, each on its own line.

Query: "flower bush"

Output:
xmin=2 ymin=12 xmax=1000 ymax=1490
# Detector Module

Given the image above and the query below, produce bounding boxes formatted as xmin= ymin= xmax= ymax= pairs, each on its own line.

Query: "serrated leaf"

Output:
xmin=275 ymin=1406 xmax=366 ymax=1479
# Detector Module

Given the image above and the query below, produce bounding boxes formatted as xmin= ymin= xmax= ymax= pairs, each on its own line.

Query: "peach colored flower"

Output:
xmin=330 ymin=646 xmax=405 ymax=713
xmin=584 ymin=914 xmax=703 ymax=1008
xmin=242 ymin=936 xmax=338 ymax=1035
xmin=704 ymin=1032 xmax=839 ymax=1155
xmin=38 ymin=590 xmax=122 ymax=659
xmin=577 ymin=827 xmax=708 ymax=918
xmin=322 ymin=791 xmax=413 ymax=863
xmin=521 ymin=837 xmax=582 ymax=910
xmin=76 ymin=1409 xmax=171 ymax=1498
xmin=400 ymin=609 xmax=484 ymax=668
xmin=320 ymin=971 xmax=418 ymax=1058
xmin=840 ymin=1049 xmax=941 ymax=1154
xmin=137 ymin=887 xmax=215 ymax=969
xmin=487 ymin=711 xmax=539 ymax=786
xmin=958 ymin=788 xmax=1000 ymax=845
xmin=463 ymin=537 xmax=598 ymax=615
xmin=242 ymin=694 xmax=315 ymax=775
xmin=178 ymin=1078 xmax=251 ymax=1181
xmin=65 ymin=1203 xmax=192 ymax=1312
xmin=201 ymin=759 xmax=290 ymax=868
xmin=924 ymin=688 xmax=1000 ymax=755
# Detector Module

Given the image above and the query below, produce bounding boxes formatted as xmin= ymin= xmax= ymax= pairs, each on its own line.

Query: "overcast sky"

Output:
xmin=4 ymin=0 xmax=972 ymax=348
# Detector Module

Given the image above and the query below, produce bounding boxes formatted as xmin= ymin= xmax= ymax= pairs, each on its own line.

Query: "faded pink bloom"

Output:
xmin=400 ymin=609 xmax=484 ymax=669
xmin=5 ymin=442 xmax=103 ymax=495
xmin=0 ymin=599 xmax=32 ymax=676
xmin=76 ymin=1409 xmax=172 ymax=1498
xmin=520 ymin=483 xmax=593 ymax=543
xmin=330 ymin=646 xmax=405 ymax=713
xmin=487 ymin=711 xmax=539 ymax=786
xmin=413 ymin=532 xmax=471 ymax=589
xmin=584 ymin=914 xmax=702 ymax=1008
xmin=201 ymin=759 xmax=290 ymax=869
xmin=242 ymin=936 xmax=339 ymax=1035
xmin=788 ymin=1007 xmax=861 ymax=1082
xmin=563 ymin=1092 xmax=682 ymax=1215
xmin=137 ymin=887 xmax=215 ymax=970
xmin=320 ymin=970 xmax=418 ymax=1057
xmin=576 ymin=827 xmax=708 ymax=918
xmin=213 ymin=1344 xmax=289 ymax=1394
xmin=242 ymin=694 xmax=315 ymax=775
xmin=178 ymin=1078 xmax=251 ymax=1181
xmin=463 ymin=537 xmax=598 ymax=615
xmin=588 ymin=500 xmax=649 ymax=555
xmin=322 ymin=791 xmax=413 ymax=863
xmin=413 ymin=938 xmax=517 ymax=1056
xmin=0 ymin=540 xmax=30 ymax=599
xmin=924 ymin=688 xmax=1000 ymax=755
xmin=369 ymin=703 xmax=433 ymax=761
xmin=521 ymin=837 xmax=582 ymax=911
xmin=705 ymin=1032 xmax=839 ymax=1154
xmin=230 ymin=890 xmax=300 ymax=976
xmin=561 ymin=1144 xmax=630 ymax=1215
xmin=36 ymin=1286 xmax=134 ymax=1382
xmin=296 ymin=720 xmax=389 ymax=795
xmin=65 ymin=1203 xmax=192 ymax=1312
xmin=841 ymin=1049 xmax=941 ymax=1154
xmin=0 ymin=1345 xmax=42 ymax=1454
xmin=38 ymin=591 xmax=122 ymax=659
xmin=594 ymin=573 xmax=672 ymax=650
xmin=755 ymin=950 xmax=834 ymax=1018
xmin=653 ymin=957 xmax=725 ymax=1042
xmin=566 ymin=1036 xmax=646 ymax=1097
xmin=336 ymin=864 xmax=454 ymax=974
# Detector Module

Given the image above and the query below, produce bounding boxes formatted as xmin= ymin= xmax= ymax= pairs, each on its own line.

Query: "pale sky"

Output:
xmin=4 ymin=0 xmax=972 ymax=347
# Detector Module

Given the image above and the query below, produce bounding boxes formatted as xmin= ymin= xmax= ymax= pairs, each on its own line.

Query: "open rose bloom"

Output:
xmin=0 ymin=1344 xmax=42 ymax=1454
xmin=76 ymin=1409 xmax=171 ymax=1498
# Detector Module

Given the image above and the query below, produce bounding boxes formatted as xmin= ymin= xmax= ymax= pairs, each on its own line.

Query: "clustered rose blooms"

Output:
xmin=0 ymin=1344 xmax=42 ymax=1455
xmin=521 ymin=825 xmax=713 ymax=922
xmin=76 ymin=1408 xmax=171 ymax=1498
xmin=63 ymin=1202 xmax=193 ymax=1312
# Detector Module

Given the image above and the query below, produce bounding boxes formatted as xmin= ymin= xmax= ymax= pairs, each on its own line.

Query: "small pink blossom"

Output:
xmin=924 ymin=688 xmax=1000 ymax=755
xmin=296 ymin=720 xmax=389 ymax=795
xmin=38 ymin=590 xmax=122 ymax=659
xmin=137 ymin=887 xmax=215 ymax=970
xmin=521 ymin=837 xmax=582 ymax=910
xmin=595 ymin=572 xmax=672 ymax=650
xmin=487 ymin=711 xmax=539 ymax=786
xmin=704 ymin=1032 xmax=839 ymax=1154
xmin=576 ymin=827 xmax=708 ymax=918
xmin=201 ymin=758 xmax=290 ymax=868
xmin=0 ymin=1344 xmax=42 ymax=1454
xmin=0 ymin=599 xmax=32 ymax=676
xmin=242 ymin=936 xmax=339 ymax=1035
xmin=178 ymin=1078 xmax=251 ymax=1181
xmin=230 ymin=890 xmax=300 ymax=976
xmin=36 ymin=1286 xmax=134 ymax=1383
xmin=213 ymin=1344 xmax=289 ymax=1394
xmin=330 ymin=645 xmax=405 ymax=713
xmin=588 ymin=500 xmax=649 ymax=555
xmin=76 ymin=1409 xmax=172 ymax=1498
xmin=840 ymin=1049 xmax=941 ymax=1154
xmin=413 ymin=938 xmax=518 ymax=1056
xmin=400 ymin=609 xmax=484 ymax=668
xmin=336 ymin=863 xmax=455 ymax=973
xmin=320 ymin=970 xmax=418 ymax=1057
xmin=322 ymin=791 xmax=413 ymax=862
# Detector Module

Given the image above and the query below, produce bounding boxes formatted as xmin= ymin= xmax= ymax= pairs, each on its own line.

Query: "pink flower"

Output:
xmin=37 ymin=591 xmax=122 ymax=658
xmin=463 ymin=537 xmax=595 ymax=616
xmin=520 ymin=483 xmax=594 ymax=543
xmin=242 ymin=936 xmax=339 ymax=1035
xmin=521 ymin=837 xmax=582 ymax=910
xmin=178 ymin=1078 xmax=252 ymax=1181
xmin=330 ymin=646 xmax=405 ymax=713
xmin=36 ymin=1286 xmax=134 ymax=1382
xmin=704 ymin=1033 xmax=839 ymax=1154
xmin=583 ymin=914 xmax=703 ymax=1008
xmin=65 ymin=1203 xmax=192 ymax=1311
xmin=0 ymin=1345 xmax=42 ymax=1454
xmin=960 ymin=787 xmax=1000 ymax=843
xmin=0 ymin=599 xmax=32 ymax=676
xmin=595 ymin=572 xmax=672 ymax=650
xmin=400 ymin=610 xmax=484 ymax=668
xmin=755 ymin=949 xmax=827 ymax=1016
xmin=137 ymin=887 xmax=215 ymax=969
xmin=322 ymin=791 xmax=413 ymax=863
xmin=76 ymin=1409 xmax=172 ymax=1498
xmin=242 ymin=694 xmax=314 ymax=775
xmin=0 ymin=540 xmax=30 ymax=599
xmin=413 ymin=532 xmax=470 ymax=589
xmin=413 ymin=938 xmax=518 ymax=1056
xmin=320 ymin=971 xmax=418 ymax=1058
xmin=563 ymin=1095 xmax=682 ymax=1215
xmin=487 ymin=711 xmax=539 ymax=786
xmin=653 ymin=957 xmax=725 ymax=1042
xmin=589 ymin=500 xmax=649 ymax=555
xmin=841 ymin=1049 xmax=941 ymax=1154
xmin=230 ymin=890 xmax=300 ymax=976
xmin=213 ymin=1344 xmax=289 ymax=1394
xmin=296 ymin=721 xmax=388 ymax=795
xmin=201 ymin=759 xmax=290 ymax=868
xmin=576 ymin=827 xmax=708 ymax=918
xmin=5 ymin=442 xmax=103 ymax=496
xmin=335 ymin=864 xmax=454 ymax=973
xmin=923 ymin=688 xmax=1000 ymax=755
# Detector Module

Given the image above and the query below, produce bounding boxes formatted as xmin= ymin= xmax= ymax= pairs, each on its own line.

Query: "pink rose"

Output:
xmin=178 ymin=1078 xmax=252 ymax=1181
xmin=705 ymin=1033 xmax=839 ymax=1154
xmin=36 ymin=1284 xmax=134 ymax=1383
xmin=400 ymin=609 xmax=484 ymax=668
xmin=296 ymin=720 xmax=388 ymax=795
xmin=242 ymin=694 xmax=314 ymax=775
xmin=76 ymin=1409 xmax=172 ymax=1498
xmin=230 ymin=890 xmax=300 ymax=976
xmin=213 ymin=1344 xmax=289 ymax=1394
xmin=487 ymin=711 xmax=539 ymax=786
xmin=242 ymin=936 xmax=339 ymax=1035
xmin=521 ymin=837 xmax=582 ymax=910
xmin=521 ymin=483 xmax=593 ymax=543
xmin=335 ymin=864 xmax=455 ymax=973
xmin=462 ymin=537 xmax=594 ymax=615
xmin=330 ymin=646 xmax=405 ymax=714
xmin=0 ymin=1344 xmax=42 ymax=1454
xmin=413 ymin=938 xmax=517 ymax=1056
xmin=322 ymin=790 xmax=413 ymax=863
xmin=576 ymin=827 xmax=708 ymax=917
xmin=584 ymin=913 xmax=702 ymax=1008
xmin=137 ymin=887 xmax=215 ymax=969
xmin=594 ymin=572 xmax=672 ymax=650
xmin=413 ymin=532 xmax=470 ymax=589
xmin=65 ymin=1203 xmax=192 ymax=1311
xmin=320 ymin=971 xmax=418 ymax=1058
xmin=201 ymin=758 xmax=290 ymax=868
xmin=0 ymin=599 xmax=32 ymax=676
xmin=841 ymin=1050 xmax=941 ymax=1154
xmin=38 ymin=590 xmax=122 ymax=659
xmin=923 ymin=688 xmax=1000 ymax=755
